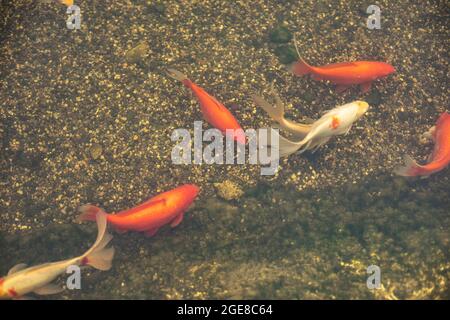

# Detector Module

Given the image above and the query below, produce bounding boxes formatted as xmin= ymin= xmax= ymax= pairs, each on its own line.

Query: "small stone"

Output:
xmin=214 ymin=180 xmax=244 ymax=201
xmin=124 ymin=41 xmax=150 ymax=63
xmin=90 ymin=143 xmax=103 ymax=160
xmin=274 ymin=45 xmax=297 ymax=65
xmin=269 ymin=26 xmax=292 ymax=44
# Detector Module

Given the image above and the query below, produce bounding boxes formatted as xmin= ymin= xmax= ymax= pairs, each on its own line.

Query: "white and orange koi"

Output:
xmin=275 ymin=101 xmax=369 ymax=157
xmin=0 ymin=212 xmax=114 ymax=299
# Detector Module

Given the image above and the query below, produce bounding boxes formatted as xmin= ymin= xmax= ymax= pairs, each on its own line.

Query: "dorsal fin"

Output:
xmin=8 ymin=263 xmax=28 ymax=275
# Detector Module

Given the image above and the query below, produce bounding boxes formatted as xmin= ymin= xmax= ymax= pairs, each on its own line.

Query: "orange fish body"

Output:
xmin=78 ymin=184 xmax=199 ymax=237
xmin=59 ymin=0 xmax=74 ymax=6
xmin=291 ymin=58 xmax=395 ymax=93
xmin=167 ymin=69 xmax=246 ymax=144
xmin=395 ymin=112 xmax=450 ymax=177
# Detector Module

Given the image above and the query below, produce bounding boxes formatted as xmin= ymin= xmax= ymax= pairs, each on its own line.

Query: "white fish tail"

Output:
xmin=393 ymin=155 xmax=422 ymax=176
xmin=166 ymin=68 xmax=188 ymax=82
xmin=252 ymin=94 xmax=284 ymax=122
xmin=80 ymin=211 xmax=115 ymax=271
xmin=277 ymin=134 xmax=308 ymax=157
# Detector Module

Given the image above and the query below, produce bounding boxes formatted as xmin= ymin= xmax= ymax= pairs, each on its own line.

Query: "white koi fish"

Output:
xmin=275 ymin=101 xmax=369 ymax=157
xmin=0 ymin=212 xmax=114 ymax=299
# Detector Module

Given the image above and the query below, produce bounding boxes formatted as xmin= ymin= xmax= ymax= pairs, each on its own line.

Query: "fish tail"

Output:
xmin=288 ymin=34 xmax=313 ymax=76
xmin=166 ymin=68 xmax=191 ymax=87
xmin=393 ymin=155 xmax=423 ymax=176
xmin=77 ymin=204 xmax=105 ymax=222
xmin=251 ymin=94 xmax=284 ymax=122
xmin=289 ymin=57 xmax=313 ymax=76
xmin=277 ymin=134 xmax=307 ymax=157
xmin=80 ymin=211 xmax=115 ymax=271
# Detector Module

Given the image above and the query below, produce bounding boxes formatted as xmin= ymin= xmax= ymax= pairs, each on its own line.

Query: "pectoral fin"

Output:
xmin=360 ymin=82 xmax=372 ymax=93
xmin=336 ymin=85 xmax=351 ymax=93
xmin=144 ymin=228 xmax=159 ymax=237
xmin=170 ymin=213 xmax=184 ymax=228
xmin=114 ymin=226 xmax=127 ymax=234
xmin=34 ymin=283 xmax=64 ymax=295
xmin=8 ymin=263 xmax=28 ymax=275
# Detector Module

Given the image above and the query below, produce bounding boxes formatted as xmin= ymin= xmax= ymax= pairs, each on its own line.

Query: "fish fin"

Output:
xmin=311 ymin=73 xmax=325 ymax=81
xmin=360 ymin=82 xmax=372 ymax=93
xmin=7 ymin=263 xmax=28 ymax=275
xmin=81 ymin=211 xmax=115 ymax=271
xmin=144 ymin=228 xmax=159 ymax=237
xmin=336 ymin=85 xmax=351 ymax=93
xmin=289 ymin=57 xmax=313 ymax=76
xmin=166 ymin=68 xmax=188 ymax=82
xmin=288 ymin=34 xmax=313 ymax=76
xmin=393 ymin=155 xmax=422 ymax=176
xmin=77 ymin=204 xmax=106 ymax=223
xmin=170 ymin=213 xmax=184 ymax=228
xmin=303 ymin=117 xmax=315 ymax=124
xmin=310 ymin=137 xmax=331 ymax=153
xmin=278 ymin=134 xmax=305 ymax=157
xmin=114 ymin=226 xmax=127 ymax=234
xmin=34 ymin=283 xmax=64 ymax=295
xmin=421 ymin=126 xmax=436 ymax=142
xmin=251 ymin=94 xmax=283 ymax=121
xmin=344 ymin=124 xmax=353 ymax=135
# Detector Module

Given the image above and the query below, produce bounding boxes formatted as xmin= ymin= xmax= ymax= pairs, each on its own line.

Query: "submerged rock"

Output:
xmin=214 ymin=180 xmax=244 ymax=200
xmin=269 ymin=25 xmax=293 ymax=44
xmin=89 ymin=143 xmax=103 ymax=160
xmin=274 ymin=45 xmax=297 ymax=65
xmin=124 ymin=41 xmax=150 ymax=63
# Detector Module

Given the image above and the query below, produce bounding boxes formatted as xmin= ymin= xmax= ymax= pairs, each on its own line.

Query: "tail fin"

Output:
xmin=393 ymin=155 xmax=422 ymax=176
xmin=277 ymin=134 xmax=308 ymax=157
xmin=80 ymin=211 xmax=115 ymax=271
xmin=289 ymin=57 xmax=313 ymax=76
xmin=166 ymin=68 xmax=189 ymax=82
xmin=77 ymin=204 xmax=104 ymax=222
xmin=252 ymin=94 xmax=284 ymax=122
xmin=288 ymin=34 xmax=313 ymax=76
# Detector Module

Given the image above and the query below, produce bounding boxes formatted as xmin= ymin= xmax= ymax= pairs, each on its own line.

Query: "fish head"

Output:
xmin=354 ymin=101 xmax=369 ymax=118
xmin=378 ymin=62 xmax=396 ymax=77
xmin=181 ymin=184 xmax=200 ymax=202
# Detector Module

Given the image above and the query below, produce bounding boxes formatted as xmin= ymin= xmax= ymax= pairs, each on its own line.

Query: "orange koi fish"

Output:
xmin=291 ymin=57 xmax=395 ymax=93
xmin=395 ymin=112 xmax=450 ymax=177
xmin=289 ymin=37 xmax=395 ymax=93
xmin=167 ymin=69 xmax=246 ymax=144
xmin=78 ymin=184 xmax=200 ymax=237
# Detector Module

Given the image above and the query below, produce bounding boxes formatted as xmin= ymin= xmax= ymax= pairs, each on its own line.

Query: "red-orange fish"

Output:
xmin=167 ymin=69 xmax=246 ymax=144
xmin=290 ymin=56 xmax=395 ymax=93
xmin=395 ymin=112 xmax=450 ymax=177
xmin=78 ymin=184 xmax=199 ymax=237
xmin=292 ymin=58 xmax=395 ymax=93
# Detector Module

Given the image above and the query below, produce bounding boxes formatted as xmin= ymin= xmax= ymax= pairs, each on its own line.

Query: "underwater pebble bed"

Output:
xmin=0 ymin=0 xmax=448 ymax=299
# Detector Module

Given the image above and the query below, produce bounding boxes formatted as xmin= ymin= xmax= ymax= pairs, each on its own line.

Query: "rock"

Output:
xmin=269 ymin=25 xmax=292 ymax=44
xmin=274 ymin=45 xmax=297 ymax=65
xmin=214 ymin=180 xmax=244 ymax=200
xmin=124 ymin=41 xmax=150 ymax=63
xmin=90 ymin=143 xmax=103 ymax=160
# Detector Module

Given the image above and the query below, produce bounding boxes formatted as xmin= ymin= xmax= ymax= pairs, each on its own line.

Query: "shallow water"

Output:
xmin=0 ymin=1 xmax=448 ymax=299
